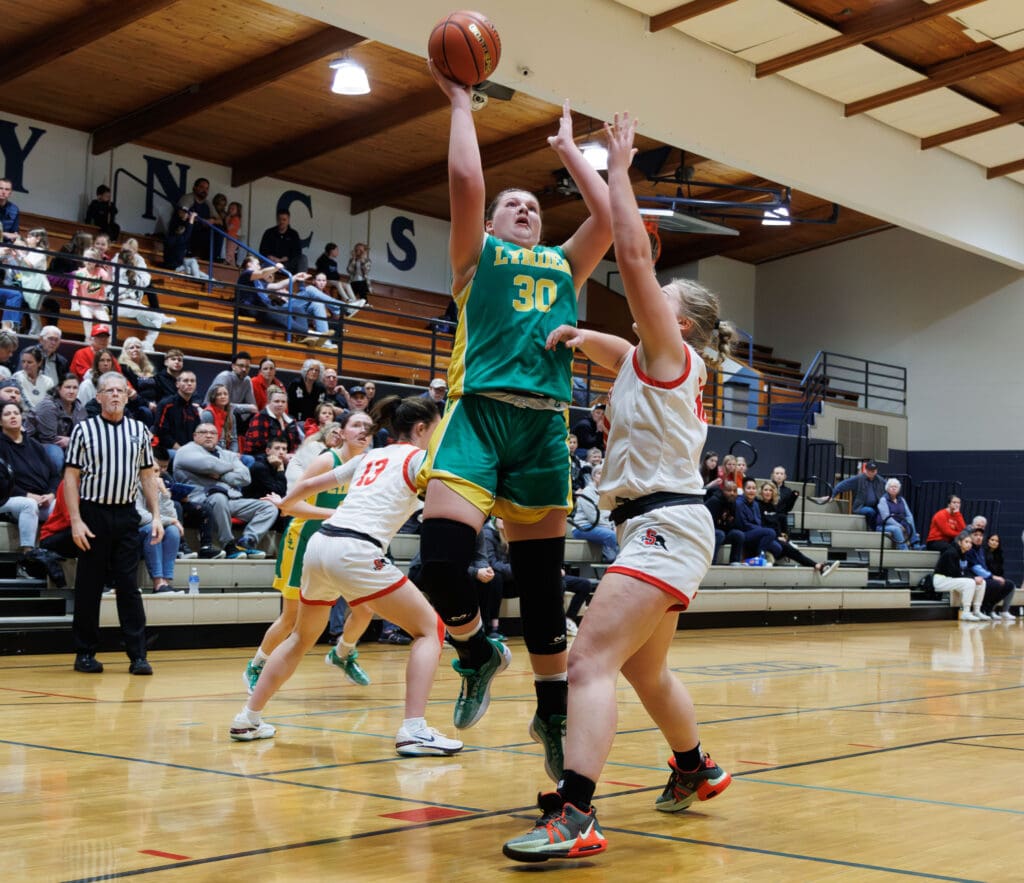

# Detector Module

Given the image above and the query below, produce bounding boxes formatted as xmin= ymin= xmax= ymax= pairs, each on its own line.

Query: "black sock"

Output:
xmin=534 ymin=678 xmax=568 ymax=720
xmin=558 ymin=769 xmax=596 ymax=812
xmin=674 ymin=743 xmax=702 ymax=772
xmin=451 ymin=626 xmax=495 ymax=670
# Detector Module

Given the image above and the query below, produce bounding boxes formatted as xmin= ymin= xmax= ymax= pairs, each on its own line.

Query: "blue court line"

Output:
xmin=0 ymin=738 xmax=483 ymax=813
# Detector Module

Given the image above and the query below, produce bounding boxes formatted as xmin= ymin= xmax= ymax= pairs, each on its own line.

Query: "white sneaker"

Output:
xmin=229 ymin=711 xmax=276 ymax=742
xmin=1001 ymin=611 xmax=1016 ymax=621
xmin=974 ymin=610 xmax=991 ymax=621
xmin=564 ymin=617 xmax=578 ymax=637
xmin=961 ymin=610 xmax=980 ymax=621
xmin=395 ymin=724 xmax=463 ymax=757
xmin=818 ymin=560 xmax=839 ymax=579
xmin=321 ymin=340 xmax=338 ymax=351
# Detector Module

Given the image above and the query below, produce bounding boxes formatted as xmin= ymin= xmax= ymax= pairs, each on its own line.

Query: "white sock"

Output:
xmin=336 ymin=638 xmax=357 ymax=657
xmin=403 ymin=716 xmax=427 ymax=733
xmin=253 ymin=648 xmax=269 ymax=665
xmin=534 ymin=672 xmax=568 ymax=683
xmin=449 ymin=621 xmax=483 ymax=643
xmin=244 ymin=705 xmax=262 ymax=724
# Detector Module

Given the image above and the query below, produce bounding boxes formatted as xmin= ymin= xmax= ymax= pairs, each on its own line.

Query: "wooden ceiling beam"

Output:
xmin=232 ymin=89 xmax=448 ymax=186
xmin=0 ymin=0 xmax=179 ymax=86
xmin=987 ymin=157 xmax=1024 ymax=180
xmin=756 ymin=0 xmax=986 ymax=79
xmin=921 ymin=102 xmax=1024 ymax=149
xmin=648 ymin=0 xmax=738 ymax=33
xmin=350 ymin=114 xmax=596 ymax=215
xmin=91 ymin=27 xmax=363 ymax=155
xmin=845 ymin=46 xmax=1024 ymax=117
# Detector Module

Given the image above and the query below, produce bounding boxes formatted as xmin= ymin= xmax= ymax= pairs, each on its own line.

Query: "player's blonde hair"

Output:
xmin=663 ymin=278 xmax=734 ymax=369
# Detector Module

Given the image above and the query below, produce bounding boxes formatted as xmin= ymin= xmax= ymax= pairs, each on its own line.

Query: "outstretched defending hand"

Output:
xmin=547 ymin=100 xmax=577 ymax=155
xmin=604 ymin=112 xmax=638 ymax=170
xmin=545 ymin=324 xmax=586 ymax=351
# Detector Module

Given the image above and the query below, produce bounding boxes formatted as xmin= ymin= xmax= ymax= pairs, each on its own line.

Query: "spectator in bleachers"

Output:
xmin=321 ymin=366 xmax=347 ymax=418
xmin=0 ymin=178 xmax=18 ymax=241
xmin=569 ymin=462 xmax=618 ymax=563
xmin=293 ymin=273 xmax=343 ymax=348
xmin=0 ymin=378 xmax=23 ymax=407
xmin=0 ymin=329 xmax=16 ymax=378
xmin=285 ymin=420 xmax=345 ymax=490
xmin=244 ymin=438 xmax=289 ymax=501
xmin=705 ymin=480 xmax=744 ymax=565
xmin=966 ymin=527 xmax=1016 ymax=620
xmin=876 ymin=478 xmax=920 ymax=550
xmin=700 ymin=451 xmax=720 ymax=492
xmin=421 ymin=377 xmax=447 ymax=414
xmin=135 ymin=464 xmax=183 ymax=594
xmin=73 ymin=249 xmax=111 ymax=338
xmin=925 ymin=495 xmax=965 ymax=552
xmin=153 ymin=348 xmax=185 ymax=401
xmin=771 ymin=465 xmax=799 ymax=516
xmin=13 ymin=346 xmax=52 ymax=412
xmin=363 ymin=380 xmax=377 ymax=407
xmin=717 ymin=453 xmax=741 ymax=488
xmin=178 ymin=178 xmax=214 ymax=262
xmin=224 ymin=201 xmax=243 ymax=266
xmin=210 ymin=193 xmax=228 ymax=262
xmin=76 ymin=349 xmax=118 ymax=407
xmin=242 ymin=386 xmax=302 ymax=460
xmin=237 ymin=255 xmax=307 ymax=330
xmin=35 ymin=326 xmax=68 ymax=385
xmin=346 ymin=242 xmax=372 ymax=299
xmin=6 ymin=230 xmax=54 ymax=334
xmin=202 ymin=384 xmax=241 ymax=452
xmin=580 ymin=446 xmax=603 ymax=485
xmin=287 ymin=358 xmax=326 ymax=424
xmin=47 ymin=230 xmax=92 ymax=296
xmin=118 ymin=337 xmax=160 ymax=416
xmin=302 ymin=402 xmax=336 ymax=439
xmin=247 ymin=357 xmax=275 ymax=412
xmin=259 ymin=210 xmax=306 ymax=274
xmin=820 ymin=460 xmax=885 ymax=529
xmin=0 ymin=246 xmax=26 ymax=331
xmin=111 ymin=239 xmax=175 ymax=349
xmin=480 ymin=517 xmax=515 ymax=640
xmin=984 ymin=534 xmax=1016 ymax=620
xmin=933 ymin=530 xmax=985 ymax=621
xmin=25 ymin=374 xmax=85 ymax=473
xmin=206 ymin=351 xmax=259 ymax=423
xmin=172 ymin=423 xmax=276 ymax=560
xmin=153 ymin=370 xmax=202 ymax=456
xmin=347 ymin=384 xmax=369 ymax=414
xmin=734 ymin=456 xmax=749 ymax=487
xmin=735 ymin=478 xmax=781 ymax=561
xmin=567 ymin=434 xmax=585 ymax=493
xmin=163 ymin=206 xmax=204 ymax=277
xmin=0 ymin=401 xmax=58 ymax=556
xmin=70 ymin=326 xmax=116 ymax=380
xmin=315 ymin=242 xmax=367 ymax=311
xmin=91 ymin=233 xmax=113 ymax=262
xmin=84 ymin=185 xmax=120 ymax=239
xmin=571 ymin=402 xmax=606 ymax=457
xmin=752 ymin=479 xmax=837 ymax=575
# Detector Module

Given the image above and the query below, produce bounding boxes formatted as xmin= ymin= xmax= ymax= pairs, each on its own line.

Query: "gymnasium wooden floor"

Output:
xmin=3 ymin=619 xmax=1022 ymax=882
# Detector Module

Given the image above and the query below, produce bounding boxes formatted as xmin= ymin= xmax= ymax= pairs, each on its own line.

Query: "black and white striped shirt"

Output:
xmin=65 ymin=415 xmax=154 ymax=504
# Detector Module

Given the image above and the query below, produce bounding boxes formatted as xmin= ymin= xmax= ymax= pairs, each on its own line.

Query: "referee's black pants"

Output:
xmin=72 ymin=501 xmax=147 ymax=660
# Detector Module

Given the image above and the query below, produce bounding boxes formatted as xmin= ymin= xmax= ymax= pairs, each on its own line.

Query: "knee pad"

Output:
xmin=416 ymin=518 xmax=479 ymax=627
xmin=509 ymin=537 xmax=567 ymax=655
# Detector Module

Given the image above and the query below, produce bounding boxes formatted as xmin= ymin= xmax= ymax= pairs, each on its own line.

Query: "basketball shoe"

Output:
xmin=502 ymin=792 xmax=606 ymax=863
xmin=451 ymin=636 xmax=511 ymax=729
xmin=654 ymin=753 xmax=731 ymax=812
xmin=528 ymin=712 xmax=566 ymax=782
xmin=325 ymin=647 xmax=370 ymax=686
xmin=243 ymin=659 xmax=264 ymax=695
xmin=395 ymin=723 xmax=463 ymax=757
xmin=229 ymin=711 xmax=275 ymax=742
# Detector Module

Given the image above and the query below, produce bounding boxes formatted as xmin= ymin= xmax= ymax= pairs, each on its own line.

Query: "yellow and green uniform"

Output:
xmin=273 ymin=450 xmax=345 ymax=599
xmin=421 ymin=235 xmax=577 ymax=522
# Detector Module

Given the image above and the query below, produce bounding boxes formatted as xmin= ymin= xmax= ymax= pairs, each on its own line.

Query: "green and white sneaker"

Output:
xmin=528 ymin=713 xmax=566 ymax=783
xmin=451 ymin=637 xmax=511 ymax=729
xmin=325 ymin=647 xmax=371 ymax=686
xmin=243 ymin=659 xmax=264 ymax=695
xmin=502 ymin=792 xmax=607 ymax=863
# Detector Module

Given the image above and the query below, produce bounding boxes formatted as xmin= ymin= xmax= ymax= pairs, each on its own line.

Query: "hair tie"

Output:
xmin=714 ymin=319 xmax=721 ymax=330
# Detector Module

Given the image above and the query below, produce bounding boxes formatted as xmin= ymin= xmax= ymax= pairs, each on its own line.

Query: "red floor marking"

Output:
xmin=381 ymin=807 xmax=473 ymax=823
xmin=0 ymin=686 xmax=99 ymax=701
xmin=849 ymin=743 xmax=881 ymax=749
xmin=603 ymin=780 xmax=645 ymax=788
xmin=737 ymin=759 xmax=773 ymax=766
xmin=139 ymin=849 xmax=190 ymax=861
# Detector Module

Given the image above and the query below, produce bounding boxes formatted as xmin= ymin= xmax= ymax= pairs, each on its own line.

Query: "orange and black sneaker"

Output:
xmin=655 ymin=753 xmax=731 ymax=812
xmin=502 ymin=792 xmax=607 ymax=863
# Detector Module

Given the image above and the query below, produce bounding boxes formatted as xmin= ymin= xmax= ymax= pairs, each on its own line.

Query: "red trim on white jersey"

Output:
xmin=350 ymin=575 xmax=408 ymax=606
xmin=605 ymin=565 xmax=692 ymax=611
xmin=630 ymin=343 xmax=690 ymax=389
xmin=401 ymin=449 xmax=421 ymax=493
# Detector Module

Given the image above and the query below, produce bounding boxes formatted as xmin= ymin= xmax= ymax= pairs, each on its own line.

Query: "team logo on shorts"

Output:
xmin=371 ymin=558 xmax=387 ymax=571
xmin=641 ymin=528 xmax=668 ymax=550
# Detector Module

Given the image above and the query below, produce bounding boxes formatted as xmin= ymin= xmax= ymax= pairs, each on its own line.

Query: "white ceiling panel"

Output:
xmin=943 ymin=125 xmax=1024 ymax=166
xmin=950 ymin=0 xmax=1024 ymax=39
xmin=867 ymin=89 xmax=995 ymax=138
xmin=1009 ymin=171 xmax=1024 ymax=185
xmin=677 ymin=0 xmax=834 ymax=57
xmin=780 ymin=46 xmax=922 ymax=104
xmin=616 ymin=0 xmax=664 ymax=13
xmin=994 ymin=29 xmax=1024 ymax=51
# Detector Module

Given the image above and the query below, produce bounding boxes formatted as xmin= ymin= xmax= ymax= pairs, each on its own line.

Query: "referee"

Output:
xmin=65 ymin=371 xmax=164 ymax=675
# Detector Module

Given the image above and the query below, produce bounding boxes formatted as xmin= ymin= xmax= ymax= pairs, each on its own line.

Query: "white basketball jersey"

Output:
xmin=598 ymin=343 xmax=708 ymax=510
xmin=325 ymin=443 xmax=425 ymax=547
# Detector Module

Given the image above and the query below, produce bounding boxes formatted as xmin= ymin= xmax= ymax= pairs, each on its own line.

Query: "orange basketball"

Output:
xmin=428 ymin=11 xmax=501 ymax=87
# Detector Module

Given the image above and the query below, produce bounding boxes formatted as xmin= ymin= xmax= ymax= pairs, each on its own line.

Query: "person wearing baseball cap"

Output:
xmin=422 ymin=377 xmax=448 ymax=413
xmin=816 ymin=459 xmax=885 ymax=529
xmin=69 ymin=325 xmax=120 ymax=381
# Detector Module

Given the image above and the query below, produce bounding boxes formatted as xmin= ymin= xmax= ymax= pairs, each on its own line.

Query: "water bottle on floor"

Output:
xmin=188 ymin=567 xmax=200 ymax=595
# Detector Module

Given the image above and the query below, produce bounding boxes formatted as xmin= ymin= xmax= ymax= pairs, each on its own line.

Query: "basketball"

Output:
xmin=428 ymin=11 xmax=502 ymax=87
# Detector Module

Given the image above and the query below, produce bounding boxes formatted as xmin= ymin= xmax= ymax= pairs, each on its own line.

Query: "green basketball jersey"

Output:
xmin=448 ymin=234 xmax=577 ymax=401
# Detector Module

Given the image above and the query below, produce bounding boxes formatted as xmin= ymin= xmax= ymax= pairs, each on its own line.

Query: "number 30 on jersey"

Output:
xmin=511 ymin=275 xmax=557 ymax=313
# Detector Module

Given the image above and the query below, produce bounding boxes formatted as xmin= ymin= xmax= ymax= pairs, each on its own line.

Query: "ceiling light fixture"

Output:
xmin=761 ymin=206 xmax=791 ymax=226
xmin=330 ymin=58 xmax=370 ymax=95
xmin=581 ymin=142 xmax=608 ymax=171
